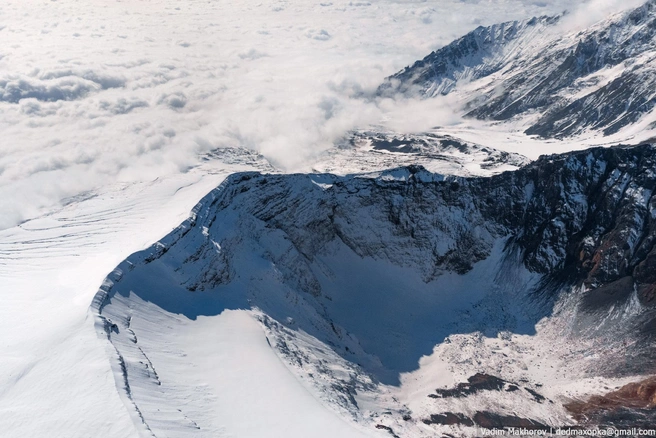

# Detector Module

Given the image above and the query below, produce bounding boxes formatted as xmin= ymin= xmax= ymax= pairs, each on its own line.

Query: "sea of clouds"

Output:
xmin=0 ymin=0 xmax=644 ymax=229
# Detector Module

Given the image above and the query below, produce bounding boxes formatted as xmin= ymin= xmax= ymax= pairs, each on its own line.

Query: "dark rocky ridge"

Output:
xmin=566 ymin=375 xmax=656 ymax=427
xmin=130 ymin=143 xmax=656 ymax=379
xmin=206 ymin=144 xmax=656 ymax=298
xmin=95 ymin=144 xmax=656 ymax=431
xmin=430 ymin=373 xmax=509 ymax=398
xmin=424 ymin=374 xmax=553 ymax=430
xmin=230 ymin=144 xmax=651 ymax=376
xmin=128 ymin=144 xmax=656 ymax=363
xmin=421 ymin=410 xmax=550 ymax=430
xmin=428 ymin=373 xmax=545 ymax=401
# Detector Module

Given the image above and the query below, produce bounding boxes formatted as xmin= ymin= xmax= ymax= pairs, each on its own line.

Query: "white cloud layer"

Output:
xmin=559 ymin=0 xmax=649 ymax=32
xmin=0 ymin=0 xmax=641 ymax=229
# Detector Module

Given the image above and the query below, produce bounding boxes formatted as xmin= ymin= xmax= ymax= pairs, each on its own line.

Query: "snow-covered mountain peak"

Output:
xmin=380 ymin=0 xmax=656 ymax=141
xmin=7 ymin=1 xmax=656 ymax=437
xmin=379 ymin=14 xmax=561 ymax=98
xmin=92 ymin=143 xmax=656 ymax=435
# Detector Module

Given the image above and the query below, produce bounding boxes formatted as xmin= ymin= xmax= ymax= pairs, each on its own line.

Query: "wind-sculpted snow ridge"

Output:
xmin=378 ymin=15 xmax=561 ymax=98
xmin=380 ymin=0 xmax=656 ymax=140
xmin=92 ymin=144 xmax=656 ymax=436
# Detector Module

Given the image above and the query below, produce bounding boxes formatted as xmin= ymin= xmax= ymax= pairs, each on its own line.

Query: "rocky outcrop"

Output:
xmin=422 ymin=411 xmax=549 ymax=430
xmin=313 ymin=131 xmax=530 ymax=180
xmin=95 ymin=143 xmax=656 ymax=432
xmin=428 ymin=373 xmax=545 ymax=401
xmin=114 ymin=143 xmax=656 ymax=355
xmin=199 ymin=145 xmax=654 ymax=285
xmin=566 ymin=376 xmax=656 ymax=427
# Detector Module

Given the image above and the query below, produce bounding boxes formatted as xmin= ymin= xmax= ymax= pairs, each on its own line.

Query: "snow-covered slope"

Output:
xmin=381 ymin=0 xmax=656 ymax=140
xmin=379 ymin=15 xmax=560 ymax=98
xmin=5 ymin=0 xmax=656 ymax=436
xmin=0 ymin=152 xmax=272 ymax=438
xmin=93 ymin=144 xmax=656 ymax=436
xmin=313 ymin=131 xmax=529 ymax=176
xmin=0 ymin=130 xmax=526 ymax=438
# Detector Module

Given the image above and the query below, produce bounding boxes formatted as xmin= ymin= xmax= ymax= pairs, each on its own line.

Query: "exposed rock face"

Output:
xmin=380 ymin=1 xmax=656 ymax=138
xmin=428 ymin=373 xmax=545 ymax=401
xmin=424 ymin=373 xmax=553 ymax=430
xmin=422 ymin=411 xmax=550 ymax=430
xmin=94 ymin=143 xmax=656 ymax=433
xmin=471 ymin=412 xmax=549 ymax=430
xmin=106 ymin=143 xmax=656 ymax=358
xmin=430 ymin=373 xmax=510 ymax=398
xmin=566 ymin=376 xmax=656 ymax=427
xmin=197 ymin=144 xmax=655 ymax=289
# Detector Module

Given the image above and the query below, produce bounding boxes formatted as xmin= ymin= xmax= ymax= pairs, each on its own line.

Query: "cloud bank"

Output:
xmin=0 ymin=0 xmax=640 ymax=229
